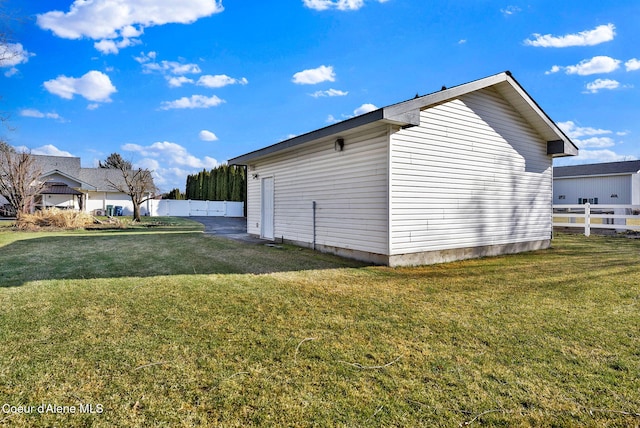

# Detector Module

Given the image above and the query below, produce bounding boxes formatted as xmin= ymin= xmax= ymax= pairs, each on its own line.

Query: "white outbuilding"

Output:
xmin=554 ymin=160 xmax=640 ymax=206
xmin=229 ymin=71 xmax=577 ymax=266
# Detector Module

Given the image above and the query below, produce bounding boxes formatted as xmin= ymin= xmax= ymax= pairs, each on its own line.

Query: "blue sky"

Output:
xmin=1 ymin=0 xmax=639 ymax=192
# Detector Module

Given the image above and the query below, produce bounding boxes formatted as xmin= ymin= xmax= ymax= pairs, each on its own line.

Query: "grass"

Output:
xmin=0 ymin=220 xmax=639 ymax=426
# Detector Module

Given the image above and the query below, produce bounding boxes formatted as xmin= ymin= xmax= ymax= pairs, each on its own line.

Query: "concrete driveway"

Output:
xmin=187 ymin=217 xmax=268 ymax=244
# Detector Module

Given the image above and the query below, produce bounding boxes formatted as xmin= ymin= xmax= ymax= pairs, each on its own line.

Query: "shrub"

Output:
xmin=16 ymin=208 xmax=96 ymax=230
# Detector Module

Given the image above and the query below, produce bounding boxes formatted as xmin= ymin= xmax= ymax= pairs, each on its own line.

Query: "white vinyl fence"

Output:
xmin=553 ymin=204 xmax=640 ymax=236
xmin=148 ymin=200 xmax=244 ymax=217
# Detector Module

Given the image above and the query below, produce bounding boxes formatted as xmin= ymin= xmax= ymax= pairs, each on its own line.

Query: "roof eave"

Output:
xmin=229 ymin=109 xmax=385 ymax=165
xmin=41 ymin=169 xmax=98 ymax=191
xmin=229 ymin=71 xmax=579 ymax=164
xmin=500 ymin=73 xmax=578 ymax=157
xmin=547 ymin=140 xmax=579 ymax=158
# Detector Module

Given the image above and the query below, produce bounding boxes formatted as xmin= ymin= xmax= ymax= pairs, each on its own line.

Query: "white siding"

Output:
xmin=246 ymin=124 xmax=389 ymax=255
xmin=40 ymin=194 xmax=78 ymax=210
xmin=554 ymin=175 xmax=633 ymax=205
xmin=85 ymin=192 xmax=136 ymax=215
xmin=389 ymin=88 xmax=552 ymax=255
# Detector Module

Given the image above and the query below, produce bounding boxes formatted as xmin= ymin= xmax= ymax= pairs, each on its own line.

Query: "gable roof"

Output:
xmin=33 ymin=155 xmax=151 ymax=192
xmin=33 ymin=155 xmax=81 ymax=175
xmin=229 ymin=71 xmax=577 ymax=165
xmin=554 ymin=160 xmax=640 ymax=178
xmin=78 ymin=167 xmax=129 ymax=191
xmin=41 ymin=169 xmax=97 ymax=190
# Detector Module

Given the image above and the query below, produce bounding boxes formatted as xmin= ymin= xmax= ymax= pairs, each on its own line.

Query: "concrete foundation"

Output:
xmin=269 ymin=235 xmax=551 ymax=267
xmin=387 ymin=239 xmax=551 ymax=267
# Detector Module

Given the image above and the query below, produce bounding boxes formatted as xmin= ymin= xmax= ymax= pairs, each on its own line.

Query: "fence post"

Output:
xmin=584 ymin=203 xmax=591 ymax=237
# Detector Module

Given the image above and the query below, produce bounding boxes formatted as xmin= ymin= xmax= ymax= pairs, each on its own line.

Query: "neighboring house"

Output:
xmin=0 ymin=155 xmax=153 ymax=216
xmin=553 ymin=160 xmax=640 ymax=205
xmin=229 ymin=71 xmax=578 ymax=266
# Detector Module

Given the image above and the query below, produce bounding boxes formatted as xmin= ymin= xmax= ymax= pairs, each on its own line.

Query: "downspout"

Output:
xmin=312 ymin=201 xmax=316 ymax=250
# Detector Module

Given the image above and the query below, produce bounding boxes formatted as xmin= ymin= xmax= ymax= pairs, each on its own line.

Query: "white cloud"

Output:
xmin=134 ymin=51 xmax=157 ymax=64
xmin=574 ymin=136 xmax=616 ymax=148
xmin=37 ymin=0 xmax=224 ymax=54
xmin=94 ymin=37 xmax=141 ymax=55
xmin=197 ymin=74 xmax=248 ymax=88
xmin=20 ymin=109 xmax=64 ymax=121
xmin=304 ymin=0 xmax=389 ymax=10
xmin=199 ymin=130 xmax=219 ymax=141
xmin=501 ymin=6 xmax=521 ymax=16
xmin=310 ymin=88 xmax=348 ymax=98
xmin=557 ymin=120 xmax=632 ymax=162
xmin=44 ymin=70 xmax=117 ymax=102
xmin=563 ymin=149 xmax=636 ymax=164
xmin=525 ymin=23 xmax=615 ymax=48
xmin=121 ymin=25 xmax=144 ymax=38
xmin=625 ymin=58 xmax=640 ymax=72
xmin=585 ymin=78 xmax=620 ymax=93
xmin=292 ymin=65 xmax=336 ymax=85
xmin=167 ymin=76 xmax=195 ymax=88
xmin=304 ymin=0 xmax=362 ymax=11
xmin=143 ymin=60 xmax=201 ymax=75
xmin=135 ymin=52 xmax=248 ymax=92
xmin=0 ymin=42 xmax=35 ymax=67
xmin=159 ymin=95 xmax=225 ymax=110
xmin=0 ymin=43 xmax=35 ymax=76
xmin=557 ymin=121 xmax=612 ymax=139
xmin=545 ymin=65 xmax=562 ymax=75
xmin=548 ymin=56 xmax=621 ymax=76
xmin=123 ymin=141 xmax=217 ymax=168
xmin=4 ymin=68 xmax=19 ymax=78
xmin=353 ymin=103 xmax=378 ymax=115
xmin=30 ymin=144 xmax=75 ymax=157
xmin=122 ymin=141 xmax=219 ymax=191
xmin=567 ymin=56 xmax=620 ymax=75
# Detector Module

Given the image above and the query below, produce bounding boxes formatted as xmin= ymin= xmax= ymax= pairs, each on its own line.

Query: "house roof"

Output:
xmin=33 ymin=155 xmax=81 ymax=175
xmin=41 ymin=182 xmax=84 ymax=195
xmin=229 ymin=71 xmax=578 ymax=165
xmin=33 ymin=155 xmax=150 ymax=191
xmin=41 ymin=169 xmax=97 ymax=191
xmin=78 ymin=167 xmax=129 ymax=191
xmin=554 ymin=160 xmax=640 ymax=178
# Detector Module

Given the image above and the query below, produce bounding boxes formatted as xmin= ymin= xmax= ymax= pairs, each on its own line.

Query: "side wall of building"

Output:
xmin=388 ymin=87 xmax=553 ymax=265
xmin=246 ymin=124 xmax=390 ymax=259
xmin=554 ymin=175 xmax=633 ymax=205
xmin=85 ymin=192 xmax=137 ymax=215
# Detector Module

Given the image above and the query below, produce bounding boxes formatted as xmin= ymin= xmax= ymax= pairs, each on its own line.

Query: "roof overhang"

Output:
xmin=41 ymin=182 xmax=84 ymax=196
xmin=229 ymin=71 xmax=578 ymax=165
xmin=41 ymin=169 xmax=97 ymax=191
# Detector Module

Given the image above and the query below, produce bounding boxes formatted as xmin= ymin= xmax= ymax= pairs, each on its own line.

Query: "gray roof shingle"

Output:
xmin=34 ymin=155 xmax=141 ymax=191
xmin=554 ymin=160 xmax=640 ymax=178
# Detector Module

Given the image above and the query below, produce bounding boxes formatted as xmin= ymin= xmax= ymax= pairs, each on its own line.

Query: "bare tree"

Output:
xmin=0 ymin=1 xmax=16 ymax=65
xmin=0 ymin=142 xmax=45 ymax=217
xmin=1 ymin=0 xmax=19 ymax=127
xmin=103 ymin=154 xmax=157 ymax=222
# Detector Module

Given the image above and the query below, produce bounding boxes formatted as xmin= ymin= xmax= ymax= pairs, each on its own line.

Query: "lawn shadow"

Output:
xmin=0 ymin=231 xmax=369 ymax=287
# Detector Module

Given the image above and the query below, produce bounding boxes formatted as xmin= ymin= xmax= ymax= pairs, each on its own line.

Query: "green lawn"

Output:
xmin=0 ymin=220 xmax=638 ymax=427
